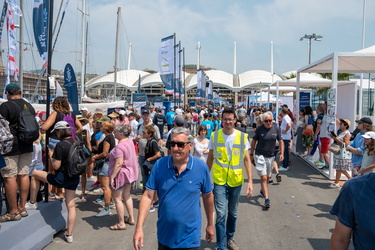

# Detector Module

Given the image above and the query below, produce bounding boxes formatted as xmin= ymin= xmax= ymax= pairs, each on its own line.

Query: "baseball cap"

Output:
xmin=5 ymin=83 xmax=21 ymax=92
xmin=119 ymin=110 xmax=126 ymax=115
xmin=80 ymin=107 xmax=88 ymax=112
xmin=142 ymin=109 xmax=150 ymax=114
xmin=128 ymin=112 xmax=136 ymax=117
xmin=355 ymin=117 xmax=373 ymax=125
xmin=362 ymin=131 xmax=375 ymax=139
xmin=174 ymin=115 xmax=185 ymax=127
xmin=51 ymin=121 xmax=70 ymax=133
xmin=95 ymin=108 xmax=104 ymax=114
xmin=339 ymin=118 xmax=351 ymax=128
xmin=175 ymin=108 xmax=183 ymax=115
xmin=282 ymin=104 xmax=288 ymax=108
xmin=97 ymin=116 xmax=111 ymax=122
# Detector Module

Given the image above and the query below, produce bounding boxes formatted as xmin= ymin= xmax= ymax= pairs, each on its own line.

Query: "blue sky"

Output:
xmin=18 ymin=0 xmax=375 ymax=76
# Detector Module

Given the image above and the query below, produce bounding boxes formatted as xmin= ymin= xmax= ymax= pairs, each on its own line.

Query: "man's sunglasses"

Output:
xmin=170 ymin=141 xmax=190 ymax=148
xmin=264 ymin=119 xmax=273 ymax=123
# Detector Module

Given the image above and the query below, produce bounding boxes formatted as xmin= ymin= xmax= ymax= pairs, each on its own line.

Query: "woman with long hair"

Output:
xmin=142 ymin=124 xmax=162 ymax=212
xmin=193 ymin=125 xmax=210 ymax=162
xmin=91 ymin=121 xmax=116 ymax=216
xmin=109 ymin=124 xmax=138 ymax=230
xmin=302 ymin=106 xmax=314 ymax=159
xmin=348 ymin=131 xmax=375 ymax=175
xmin=40 ymin=96 xmax=83 ymax=199
xmin=329 ymin=119 xmax=352 ymax=188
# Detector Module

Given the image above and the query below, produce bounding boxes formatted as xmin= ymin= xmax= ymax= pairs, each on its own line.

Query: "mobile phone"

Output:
xmin=330 ymin=131 xmax=337 ymax=137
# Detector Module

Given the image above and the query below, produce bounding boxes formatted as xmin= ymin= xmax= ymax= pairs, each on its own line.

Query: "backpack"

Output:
xmin=0 ymin=114 xmax=14 ymax=154
xmin=151 ymin=139 xmax=165 ymax=158
xmin=62 ymin=112 xmax=76 ymax=139
xmin=64 ymin=139 xmax=89 ymax=178
xmin=193 ymin=113 xmax=198 ymax=122
xmin=12 ymin=101 xmax=39 ymax=144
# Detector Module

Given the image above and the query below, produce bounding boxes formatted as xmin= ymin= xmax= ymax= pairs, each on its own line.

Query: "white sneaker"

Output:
xmin=64 ymin=234 xmax=73 ymax=243
xmin=278 ymin=167 xmax=289 ymax=172
xmin=96 ymin=209 xmax=111 ymax=217
xmin=25 ymin=201 xmax=38 ymax=210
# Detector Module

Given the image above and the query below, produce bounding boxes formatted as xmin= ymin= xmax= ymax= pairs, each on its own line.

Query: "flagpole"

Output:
xmin=173 ymin=33 xmax=176 ymax=107
xmin=45 ymin=0 xmax=54 ymax=202
xmin=80 ymin=0 xmax=86 ymax=102
xmin=183 ymin=47 xmax=186 ymax=107
xmin=114 ymin=7 xmax=120 ymax=102
xmin=19 ymin=0 xmax=24 ymax=91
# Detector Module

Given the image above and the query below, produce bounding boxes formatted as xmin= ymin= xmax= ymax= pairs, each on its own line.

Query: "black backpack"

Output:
xmin=11 ymin=101 xmax=39 ymax=144
xmin=64 ymin=139 xmax=89 ymax=178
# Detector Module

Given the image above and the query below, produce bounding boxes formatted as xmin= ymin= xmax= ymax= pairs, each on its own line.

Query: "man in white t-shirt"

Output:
xmin=206 ymin=108 xmax=253 ymax=250
xmin=279 ymin=109 xmax=292 ymax=171
xmin=128 ymin=112 xmax=138 ymax=140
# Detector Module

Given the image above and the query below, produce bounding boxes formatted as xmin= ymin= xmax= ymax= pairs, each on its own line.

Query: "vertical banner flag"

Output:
xmin=178 ymin=48 xmax=184 ymax=98
xmin=158 ymin=35 xmax=174 ymax=95
xmin=174 ymin=44 xmax=180 ymax=97
xmin=207 ymin=80 xmax=213 ymax=102
xmin=213 ymin=91 xmax=220 ymax=105
xmin=0 ymin=2 xmax=7 ymax=43
xmin=201 ymin=71 xmax=206 ymax=102
xmin=195 ymin=69 xmax=203 ymax=100
xmin=64 ymin=63 xmax=79 ymax=115
xmin=5 ymin=0 xmax=22 ymax=85
xmin=33 ymin=0 xmax=49 ymax=69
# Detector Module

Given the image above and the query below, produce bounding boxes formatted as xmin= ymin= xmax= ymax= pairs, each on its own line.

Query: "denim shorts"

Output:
xmin=47 ymin=171 xmax=79 ymax=190
xmin=48 ymin=138 xmax=60 ymax=150
xmin=99 ymin=161 xmax=109 ymax=176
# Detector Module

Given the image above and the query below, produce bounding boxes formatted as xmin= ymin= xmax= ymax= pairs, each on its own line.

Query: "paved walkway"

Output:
xmin=43 ymin=151 xmax=347 ymax=250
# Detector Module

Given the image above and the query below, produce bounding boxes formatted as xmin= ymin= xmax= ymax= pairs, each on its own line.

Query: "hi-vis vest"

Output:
xmin=211 ymin=129 xmax=247 ymax=187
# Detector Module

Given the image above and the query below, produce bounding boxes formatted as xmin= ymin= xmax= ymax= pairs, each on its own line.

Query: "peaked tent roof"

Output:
xmin=298 ymin=45 xmax=375 ymax=74
xmin=277 ymin=73 xmax=332 ymax=87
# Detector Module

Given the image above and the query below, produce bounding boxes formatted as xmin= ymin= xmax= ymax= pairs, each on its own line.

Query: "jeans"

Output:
xmin=138 ymin=155 xmax=147 ymax=193
xmin=310 ymin=137 xmax=320 ymax=156
xmin=283 ymin=140 xmax=290 ymax=167
xmin=213 ymin=183 xmax=242 ymax=250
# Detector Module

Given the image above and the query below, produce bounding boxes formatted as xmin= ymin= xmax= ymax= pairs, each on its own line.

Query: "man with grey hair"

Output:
xmin=250 ymin=111 xmax=284 ymax=208
xmin=134 ymin=127 xmax=214 ymax=250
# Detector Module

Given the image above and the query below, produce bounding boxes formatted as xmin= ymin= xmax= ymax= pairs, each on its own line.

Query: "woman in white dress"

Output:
xmin=193 ymin=125 xmax=210 ymax=162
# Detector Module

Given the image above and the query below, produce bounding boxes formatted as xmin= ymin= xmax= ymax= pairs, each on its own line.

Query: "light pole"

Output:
xmin=300 ymin=33 xmax=323 ymax=64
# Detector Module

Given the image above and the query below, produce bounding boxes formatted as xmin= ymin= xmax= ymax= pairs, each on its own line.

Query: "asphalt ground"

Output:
xmin=42 ymin=133 xmax=350 ymax=250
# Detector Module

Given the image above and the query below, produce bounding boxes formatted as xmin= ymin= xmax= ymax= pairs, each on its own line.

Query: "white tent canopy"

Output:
xmin=277 ymin=73 xmax=332 ymax=87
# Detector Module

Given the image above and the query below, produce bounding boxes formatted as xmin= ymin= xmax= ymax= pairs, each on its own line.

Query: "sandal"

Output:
xmin=125 ymin=217 xmax=135 ymax=226
xmin=80 ymin=194 xmax=87 ymax=201
xmin=19 ymin=209 xmax=28 ymax=217
xmin=109 ymin=224 xmax=126 ymax=230
xmin=0 ymin=212 xmax=21 ymax=222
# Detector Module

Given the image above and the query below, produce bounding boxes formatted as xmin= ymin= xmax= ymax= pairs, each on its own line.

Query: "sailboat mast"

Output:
xmin=80 ymin=0 xmax=86 ymax=102
xmin=114 ymin=7 xmax=120 ymax=101
xmin=19 ymin=0 xmax=24 ymax=90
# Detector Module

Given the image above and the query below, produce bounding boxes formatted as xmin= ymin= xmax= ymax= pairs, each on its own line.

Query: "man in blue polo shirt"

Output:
xmin=133 ymin=127 xmax=214 ymax=250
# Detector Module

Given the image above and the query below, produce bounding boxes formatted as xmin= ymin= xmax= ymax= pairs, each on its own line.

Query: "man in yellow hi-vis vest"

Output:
xmin=207 ymin=108 xmax=253 ymax=250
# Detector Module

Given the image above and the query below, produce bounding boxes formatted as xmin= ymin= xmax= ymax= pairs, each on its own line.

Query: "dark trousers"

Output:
xmin=283 ymin=140 xmax=290 ymax=167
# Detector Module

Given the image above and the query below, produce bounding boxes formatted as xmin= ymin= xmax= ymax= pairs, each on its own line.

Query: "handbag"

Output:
xmin=339 ymin=146 xmax=352 ymax=160
xmin=142 ymin=160 xmax=155 ymax=176
xmin=92 ymin=158 xmax=106 ymax=176
xmin=328 ymin=142 xmax=341 ymax=155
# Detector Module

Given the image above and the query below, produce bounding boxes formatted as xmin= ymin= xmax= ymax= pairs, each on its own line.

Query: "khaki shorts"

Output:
xmin=255 ymin=154 xmax=275 ymax=177
xmin=0 ymin=153 xmax=32 ymax=178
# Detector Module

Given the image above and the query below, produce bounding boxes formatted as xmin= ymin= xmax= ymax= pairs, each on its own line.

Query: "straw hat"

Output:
xmin=76 ymin=115 xmax=89 ymax=125
xmin=108 ymin=112 xmax=119 ymax=118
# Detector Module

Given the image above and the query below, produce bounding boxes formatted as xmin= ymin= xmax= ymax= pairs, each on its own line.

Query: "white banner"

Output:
xmin=158 ymin=35 xmax=174 ymax=75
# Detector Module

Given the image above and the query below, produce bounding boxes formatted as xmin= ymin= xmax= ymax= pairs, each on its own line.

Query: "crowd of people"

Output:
xmin=0 ymin=82 xmax=374 ymax=249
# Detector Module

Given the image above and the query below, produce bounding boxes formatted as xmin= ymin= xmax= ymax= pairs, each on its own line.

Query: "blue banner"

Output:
xmin=0 ymin=2 xmax=7 ymax=42
xmin=133 ymin=93 xmax=147 ymax=102
xmin=158 ymin=35 xmax=174 ymax=94
xmin=33 ymin=0 xmax=49 ymax=68
xmin=154 ymin=96 xmax=164 ymax=102
xmin=300 ymin=92 xmax=311 ymax=110
xmin=64 ymin=63 xmax=79 ymax=115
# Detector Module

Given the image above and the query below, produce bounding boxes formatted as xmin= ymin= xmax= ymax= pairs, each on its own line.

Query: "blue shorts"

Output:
xmin=99 ymin=161 xmax=109 ymax=176
xmin=47 ymin=171 xmax=80 ymax=190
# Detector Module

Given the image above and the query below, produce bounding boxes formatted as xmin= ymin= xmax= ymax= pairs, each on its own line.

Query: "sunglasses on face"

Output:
xmin=142 ymin=131 xmax=148 ymax=134
xmin=170 ymin=141 xmax=190 ymax=148
xmin=264 ymin=119 xmax=273 ymax=123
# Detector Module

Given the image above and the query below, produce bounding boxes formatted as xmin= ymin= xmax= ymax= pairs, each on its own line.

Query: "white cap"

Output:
xmin=80 ymin=107 xmax=88 ymax=112
xmin=361 ymin=131 xmax=375 ymax=139
xmin=51 ymin=121 xmax=70 ymax=133
xmin=175 ymin=108 xmax=183 ymax=115
xmin=119 ymin=110 xmax=126 ymax=115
